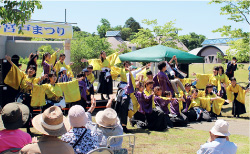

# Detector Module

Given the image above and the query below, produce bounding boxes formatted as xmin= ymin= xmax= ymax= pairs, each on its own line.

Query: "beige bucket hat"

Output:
xmin=210 ymin=119 xmax=230 ymax=136
xmin=95 ymin=108 xmax=120 ymax=128
xmin=32 ymin=106 xmax=70 ymax=136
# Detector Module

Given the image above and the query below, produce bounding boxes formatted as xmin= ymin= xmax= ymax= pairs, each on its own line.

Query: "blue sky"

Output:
xmin=31 ymin=1 xmax=249 ymax=39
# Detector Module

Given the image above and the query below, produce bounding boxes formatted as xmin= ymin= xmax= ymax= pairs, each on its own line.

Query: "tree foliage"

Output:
xmin=70 ymin=31 xmax=113 ymax=73
xmin=124 ymin=17 xmax=141 ymax=33
xmin=121 ymin=28 xmax=132 ymax=41
xmin=73 ymin=26 xmax=81 ymax=32
xmin=0 ymin=0 xmax=42 ymax=33
xmin=179 ymin=32 xmax=206 ymax=50
xmin=209 ymin=0 xmax=250 ymax=62
xmin=97 ymin=18 xmax=111 ymax=38
xmin=131 ymin=19 xmax=183 ymax=50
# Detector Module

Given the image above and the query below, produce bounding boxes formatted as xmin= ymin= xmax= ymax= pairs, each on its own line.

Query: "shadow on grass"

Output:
xmin=221 ymin=107 xmax=233 ymax=113
xmin=223 ymin=116 xmax=250 ymax=120
xmin=130 ymin=127 xmax=170 ymax=135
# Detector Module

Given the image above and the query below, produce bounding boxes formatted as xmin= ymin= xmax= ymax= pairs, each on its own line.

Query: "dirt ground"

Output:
xmin=184 ymin=117 xmax=249 ymax=137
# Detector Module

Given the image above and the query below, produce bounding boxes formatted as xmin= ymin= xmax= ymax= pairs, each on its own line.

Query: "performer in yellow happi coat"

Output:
xmin=4 ymin=55 xmax=45 ymax=134
xmin=192 ymin=66 xmax=221 ymax=94
xmin=28 ymin=72 xmax=82 ymax=112
xmin=203 ymin=84 xmax=225 ymax=116
xmin=53 ymin=53 xmax=74 ymax=78
xmin=81 ymin=49 xmax=124 ymax=100
xmin=226 ymin=77 xmax=249 ymax=117
xmin=218 ymin=66 xmax=230 ymax=100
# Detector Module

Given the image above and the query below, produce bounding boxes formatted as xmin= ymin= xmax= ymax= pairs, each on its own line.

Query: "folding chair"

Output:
xmin=107 ymin=134 xmax=136 ymax=154
xmin=87 ymin=147 xmax=114 ymax=154
xmin=0 ymin=148 xmax=21 ymax=154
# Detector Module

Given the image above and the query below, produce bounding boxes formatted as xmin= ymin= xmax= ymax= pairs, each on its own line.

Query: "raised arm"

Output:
xmin=5 ymin=55 xmax=14 ymax=66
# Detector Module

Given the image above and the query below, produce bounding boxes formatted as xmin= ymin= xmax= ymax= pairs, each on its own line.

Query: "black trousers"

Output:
xmin=118 ymin=94 xmax=130 ymax=125
xmin=97 ymin=72 xmax=113 ymax=94
xmin=232 ymin=93 xmax=246 ymax=116
xmin=21 ymin=94 xmax=33 ymax=129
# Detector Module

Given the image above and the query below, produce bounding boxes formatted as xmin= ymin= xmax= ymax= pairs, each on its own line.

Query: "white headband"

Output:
xmin=41 ymin=116 xmax=64 ymax=130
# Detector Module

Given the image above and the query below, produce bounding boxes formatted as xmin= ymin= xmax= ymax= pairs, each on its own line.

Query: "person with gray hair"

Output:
xmin=197 ymin=119 xmax=237 ymax=154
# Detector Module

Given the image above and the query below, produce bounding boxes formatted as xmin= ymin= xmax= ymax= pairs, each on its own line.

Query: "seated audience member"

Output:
xmin=61 ymin=105 xmax=98 ymax=154
xmin=79 ymin=97 xmax=124 ymax=152
xmin=95 ymin=107 xmax=124 ymax=151
xmin=0 ymin=103 xmax=32 ymax=153
xmin=20 ymin=106 xmax=74 ymax=154
xmin=197 ymin=119 xmax=237 ymax=154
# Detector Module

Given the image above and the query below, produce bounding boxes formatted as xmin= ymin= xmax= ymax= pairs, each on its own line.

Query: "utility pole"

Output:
xmin=65 ymin=9 xmax=67 ymax=23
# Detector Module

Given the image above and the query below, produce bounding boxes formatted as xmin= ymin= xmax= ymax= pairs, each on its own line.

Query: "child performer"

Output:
xmin=86 ymin=65 xmax=95 ymax=100
xmin=218 ymin=66 xmax=230 ymax=100
xmin=226 ymin=77 xmax=249 ymax=118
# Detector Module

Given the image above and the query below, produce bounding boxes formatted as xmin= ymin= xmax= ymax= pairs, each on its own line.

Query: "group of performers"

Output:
xmin=3 ymin=49 xmax=249 ymax=134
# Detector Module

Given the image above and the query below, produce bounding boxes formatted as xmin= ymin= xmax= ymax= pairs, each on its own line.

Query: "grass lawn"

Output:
xmin=189 ymin=63 xmax=249 ymax=85
xmin=123 ymin=126 xmax=249 ymax=154
xmin=17 ymin=63 xmax=249 ymax=154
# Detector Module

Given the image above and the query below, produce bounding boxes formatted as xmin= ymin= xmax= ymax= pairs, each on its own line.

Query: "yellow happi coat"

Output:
xmin=195 ymin=73 xmax=221 ymax=91
xmin=87 ymin=52 xmax=121 ymax=71
xmin=87 ymin=73 xmax=95 ymax=84
xmin=31 ymin=79 xmax=81 ymax=107
xmin=226 ymin=84 xmax=246 ymax=104
xmin=47 ymin=52 xmax=57 ymax=65
xmin=53 ymin=61 xmax=74 ymax=78
xmin=127 ymin=72 xmax=140 ymax=118
xmin=204 ymin=94 xmax=225 ymax=115
xmin=4 ymin=64 xmax=41 ymax=93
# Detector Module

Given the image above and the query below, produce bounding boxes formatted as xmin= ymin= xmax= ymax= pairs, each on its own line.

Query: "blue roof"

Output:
xmin=106 ymin=31 xmax=121 ymax=37
xmin=201 ymin=38 xmax=241 ymax=45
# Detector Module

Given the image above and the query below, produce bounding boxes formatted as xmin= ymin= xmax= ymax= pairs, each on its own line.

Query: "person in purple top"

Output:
xmin=77 ymin=73 xmax=88 ymax=110
xmin=153 ymin=61 xmax=174 ymax=96
xmin=153 ymin=86 xmax=173 ymax=128
xmin=132 ymin=80 xmax=168 ymax=131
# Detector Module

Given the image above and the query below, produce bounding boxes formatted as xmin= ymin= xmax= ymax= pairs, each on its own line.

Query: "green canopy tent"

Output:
xmin=119 ymin=45 xmax=204 ymax=63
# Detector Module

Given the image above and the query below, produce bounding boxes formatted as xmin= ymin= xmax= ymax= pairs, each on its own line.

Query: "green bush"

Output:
xmin=19 ymin=57 xmax=29 ymax=65
xmin=70 ymin=33 xmax=114 ymax=74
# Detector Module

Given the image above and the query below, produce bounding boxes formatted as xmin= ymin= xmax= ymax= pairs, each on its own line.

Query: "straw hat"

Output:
xmin=32 ymin=106 xmax=70 ymax=136
xmin=68 ymin=105 xmax=88 ymax=128
xmin=95 ymin=108 xmax=120 ymax=128
xmin=210 ymin=119 xmax=230 ymax=136
xmin=0 ymin=102 xmax=29 ymax=130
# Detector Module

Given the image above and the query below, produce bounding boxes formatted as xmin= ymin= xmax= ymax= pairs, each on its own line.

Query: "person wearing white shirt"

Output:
xmin=126 ymin=63 xmax=151 ymax=83
xmin=197 ymin=119 xmax=237 ymax=154
xmin=166 ymin=55 xmax=186 ymax=95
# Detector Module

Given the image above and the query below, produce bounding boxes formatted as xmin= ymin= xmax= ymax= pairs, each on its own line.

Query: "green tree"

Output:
xmin=97 ymin=18 xmax=111 ymax=38
xmin=70 ymin=31 xmax=113 ymax=73
xmin=131 ymin=19 xmax=183 ymax=49
xmin=209 ymin=0 xmax=250 ymax=62
xmin=73 ymin=26 xmax=81 ymax=32
xmin=121 ymin=28 xmax=132 ymax=41
xmin=179 ymin=32 xmax=206 ymax=50
xmin=124 ymin=17 xmax=141 ymax=33
xmin=0 ymin=0 xmax=42 ymax=33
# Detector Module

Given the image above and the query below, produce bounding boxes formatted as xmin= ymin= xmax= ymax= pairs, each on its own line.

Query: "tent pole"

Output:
xmin=203 ymin=57 xmax=205 ymax=74
xmin=154 ymin=62 xmax=157 ymax=75
xmin=151 ymin=62 xmax=154 ymax=73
